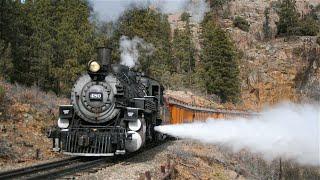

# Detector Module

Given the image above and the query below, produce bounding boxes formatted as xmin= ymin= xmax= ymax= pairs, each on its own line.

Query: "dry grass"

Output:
xmin=4 ymin=83 xmax=67 ymax=116
xmin=169 ymin=140 xmax=320 ymax=179
xmin=0 ymin=80 xmax=68 ymax=166
xmin=0 ymin=139 xmax=13 ymax=160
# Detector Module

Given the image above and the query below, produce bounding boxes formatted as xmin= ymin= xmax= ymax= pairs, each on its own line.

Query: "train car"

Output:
xmin=162 ymin=97 xmax=257 ymax=124
xmin=48 ymin=47 xmax=164 ymax=156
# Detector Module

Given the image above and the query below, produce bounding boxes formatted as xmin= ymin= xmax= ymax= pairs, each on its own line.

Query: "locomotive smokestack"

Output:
xmin=97 ymin=47 xmax=111 ymax=67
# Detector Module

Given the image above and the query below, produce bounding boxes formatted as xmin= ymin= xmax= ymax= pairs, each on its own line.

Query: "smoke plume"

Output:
xmin=155 ymin=103 xmax=320 ymax=166
xmin=119 ymin=36 xmax=154 ymax=68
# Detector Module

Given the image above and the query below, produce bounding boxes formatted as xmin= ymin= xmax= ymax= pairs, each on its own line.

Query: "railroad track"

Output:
xmin=27 ymin=157 xmax=112 ymax=180
xmin=0 ymin=156 xmax=105 ymax=180
xmin=0 ymin=140 xmax=168 ymax=180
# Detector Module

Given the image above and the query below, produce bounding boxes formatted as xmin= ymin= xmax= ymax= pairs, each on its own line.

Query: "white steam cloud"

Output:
xmin=91 ymin=0 xmax=210 ymax=23
xmin=119 ymin=36 xmax=154 ymax=68
xmin=155 ymin=103 xmax=320 ymax=166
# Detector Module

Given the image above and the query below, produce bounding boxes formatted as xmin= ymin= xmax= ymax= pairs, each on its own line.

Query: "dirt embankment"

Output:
xmin=0 ymin=80 xmax=67 ymax=167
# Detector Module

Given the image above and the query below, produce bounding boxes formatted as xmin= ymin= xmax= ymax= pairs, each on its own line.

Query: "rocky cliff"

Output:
xmin=224 ymin=0 xmax=319 ymax=109
xmin=168 ymin=0 xmax=319 ymax=110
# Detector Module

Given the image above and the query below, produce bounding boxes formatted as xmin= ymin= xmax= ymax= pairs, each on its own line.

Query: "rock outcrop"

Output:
xmin=224 ymin=0 xmax=319 ymax=109
xmin=167 ymin=0 xmax=320 ymax=110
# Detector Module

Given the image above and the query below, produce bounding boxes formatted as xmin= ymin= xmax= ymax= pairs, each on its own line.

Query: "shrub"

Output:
xmin=208 ymin=0 xmax=230 ymax=9
xmin=276 ymin=0 xmax=300 ymax=36
xmin=298 ymin=17 xmax=319 ymax=36
xmin=276 ymin=0 xmax=319 ymax=37
xmin=263 ymin=7 xmax=272 ymax=40
xmin=233 ymin=16 xmax=250 ymax=32
xmin=0 ymin=85 xmax=5 ymax=104
xmin=0 ymin=139 xmax=13 ymax=159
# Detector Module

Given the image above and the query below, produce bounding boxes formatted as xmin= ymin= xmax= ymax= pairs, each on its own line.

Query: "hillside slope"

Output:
xmin=0 ymin=80 xmax=67 ymax=166
xmin=168 ymin=0 xmax=319 ymax=109
xmin=224 ymin=0 xmax=319 ymax=109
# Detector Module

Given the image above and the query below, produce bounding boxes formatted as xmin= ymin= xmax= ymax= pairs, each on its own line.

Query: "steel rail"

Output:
xmin=0 ymin=156 xmax=82 ymax=180
xmin=0 ymin=140 xmax=168 ymax=180
xmin=26 ymin=157 xmax=112 ymax=180
xmin=27 ymin=141 xmax=167 ymax=180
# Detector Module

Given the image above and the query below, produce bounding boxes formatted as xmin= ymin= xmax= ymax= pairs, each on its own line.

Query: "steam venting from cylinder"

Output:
xmin=155 ymin=103 xmax=320 ymax=166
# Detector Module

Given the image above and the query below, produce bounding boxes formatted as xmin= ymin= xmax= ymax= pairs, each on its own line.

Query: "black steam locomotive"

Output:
xmin=48 ymin=47 xmax=164 ymax=156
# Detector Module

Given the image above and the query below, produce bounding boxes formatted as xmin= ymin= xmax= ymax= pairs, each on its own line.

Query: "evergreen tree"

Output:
xmin=11 ymin=2 xmax=36 ymax=85
xmin=208 ymin=0 xmax=230 ymax=10
xmin=0 ymin=40 xmax=13 ymax=79
xmin=0 ymin=1 xmax=16 ymax=79
xmin=0 ymin=0 xmax=13 ymax=49
xmin=171 ymin=12 xmax=196 ymax=87
xmin=199 ymin=14 xmax=240 ymax=103
xmin=49 ymin=0 xmax=95 ymax=94
xmin=0 ymin=1 xmax=34 ymax=84
xmin=12 ymin=0 xmax=96 ymax=94
xmin=172 ymin=29 xmax=195 ymax=74
xmin=277 ymin=0 xmax=300 ymax=36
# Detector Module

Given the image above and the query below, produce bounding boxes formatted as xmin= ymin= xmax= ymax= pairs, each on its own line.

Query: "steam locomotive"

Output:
xmin=48 ymin=47 xmax=164 ymax=156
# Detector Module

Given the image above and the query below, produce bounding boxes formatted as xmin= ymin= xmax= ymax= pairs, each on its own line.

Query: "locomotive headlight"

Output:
xmin=88 ymin=61 xmax=100 ymax=72
xmin=58 ymin=118 xmax=69 ymax=129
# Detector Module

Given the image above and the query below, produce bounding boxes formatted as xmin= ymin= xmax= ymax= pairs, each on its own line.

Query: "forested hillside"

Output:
xmin=0 ymin=0 xmax=319 ymax=106
xmin=0 ymin=0 xmax=319 ymax=169
xmin=0 ymin=1 xmax=97 ymax=94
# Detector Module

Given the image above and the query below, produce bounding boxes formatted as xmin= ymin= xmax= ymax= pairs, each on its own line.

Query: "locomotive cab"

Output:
xmin=48 ymin=47 xmax=164 ymax=156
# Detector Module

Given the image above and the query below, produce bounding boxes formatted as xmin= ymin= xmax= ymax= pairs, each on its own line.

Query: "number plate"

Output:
xmin=89 ymin=92 xmax=103 ymax=101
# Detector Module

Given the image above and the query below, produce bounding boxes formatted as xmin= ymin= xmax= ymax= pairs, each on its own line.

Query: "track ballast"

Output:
xmin=0 ymin=140 xmax=168 ymax=180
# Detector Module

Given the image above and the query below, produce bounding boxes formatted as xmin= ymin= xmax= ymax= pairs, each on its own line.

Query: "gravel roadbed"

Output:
xmin=77 ymin=140 xmax=245 ymax=180
xmin=78 ymin=141 xmax=173 ymax=180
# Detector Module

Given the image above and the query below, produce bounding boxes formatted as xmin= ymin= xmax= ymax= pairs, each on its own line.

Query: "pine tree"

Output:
xmin=0 ymin=40 xmax=13 ymax=79
xmin=200 ymin=15 xmax=240 ymax=103
xmin=0 ymin=1 xmax=34 ymax=84
xmin=0 ymin=1 xmax=15 ymax=79
xmin=208 ymin=0 xmax=230 ymax=10
xmin=12 ymin=2 xmax=36 ymax=85
xmin=171 ymin=12 xmax=196 ymax=87
xmin=172 ymin=29 xmax=195 ymax=74
xmin=277 ymin=0 xmax=300 ymax=36
xmin=26 ymin=0 xmax=95 ymax=94
xmin=50 ymin=0 xmax=95 ymax=94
